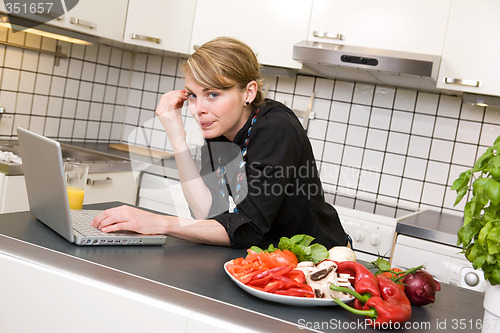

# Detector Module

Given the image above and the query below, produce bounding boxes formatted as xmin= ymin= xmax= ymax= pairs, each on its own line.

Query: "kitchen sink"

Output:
xmin=0 ymin=140 xmax=131 ymax=175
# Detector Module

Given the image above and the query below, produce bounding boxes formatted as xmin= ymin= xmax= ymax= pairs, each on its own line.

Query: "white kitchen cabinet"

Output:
xmin=0 ymin=174 xmax=30 ymax=214
xmin=0 ymin=171 xmax=138 ymax=214
xmin=309 ymin=0 xmax=451 ymax=55
xmin=83 ymin=171 xmax=138 ymax=206
xmin=123 ymin=0 xmax=196 ymax=54
xmin=190 ymin=0 xmax=312 ymax=69
xmin=62 ymin=0 xmax=128 ymax=41
xmin=137 ymin=172 xmax=190 ymax=218
xmin=436 ymin=0 xmax=500 ymax=96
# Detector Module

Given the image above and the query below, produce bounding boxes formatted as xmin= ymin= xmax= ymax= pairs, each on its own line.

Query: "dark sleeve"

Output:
xmin=213 ymin=111 xmax=304 ymax=248
xmin=198 ymin=142 xmax=230 ymax=218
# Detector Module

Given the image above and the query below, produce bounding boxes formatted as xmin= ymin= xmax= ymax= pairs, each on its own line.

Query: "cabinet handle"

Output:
xmin=313 ymin=31 xmax=344 ymax=40
xmin=130 ymin=33 xmax=161 ymax=44
xmin=87 ymin=177 xmax=112 ymax=186
xmin=444 ymin=77 xmax=481 ymax=88
xmin=69 ymin=17 xmax=96 ymax=29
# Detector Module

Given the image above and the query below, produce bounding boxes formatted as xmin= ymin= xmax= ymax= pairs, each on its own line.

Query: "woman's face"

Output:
xmin=184 ymin=72 xmax=251 ymax=141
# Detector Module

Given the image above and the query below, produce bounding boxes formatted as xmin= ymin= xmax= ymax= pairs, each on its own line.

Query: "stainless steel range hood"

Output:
xmin=293 ymin=40 xmax=441 ymax=90
xmin=0 ymin=13 xmax=98 ymax=45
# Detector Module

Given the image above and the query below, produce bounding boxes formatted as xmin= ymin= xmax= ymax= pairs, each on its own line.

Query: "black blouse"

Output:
xmin=199 ymin=99 xmax=347 ymax=249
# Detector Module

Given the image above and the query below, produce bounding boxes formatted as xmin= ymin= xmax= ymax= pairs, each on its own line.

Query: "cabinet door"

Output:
xmin=137 ymin=173 xmax=191 ymax=218
xmin=0 ymin=174 xmax=29 ymax=214
xmin=123 ymin=0 xmax=196 ymax=54
xmin=64 ymin=0 xmax=128 ymax=41
xmin=0 ymin=171 xmax=137 ymax=214
xmin=190 ymin=0 xmax=312 ymax=69
xmin=309 ymin=0 xmax=451 ymax=55
xmin=436 ymin=0 xmax=500 ymax=96
xmin=84 ymin=171 xmax=138 ymax=206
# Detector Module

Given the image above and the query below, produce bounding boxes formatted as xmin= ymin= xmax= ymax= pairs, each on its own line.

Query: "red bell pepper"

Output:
xmin=275 ymin=287 xmax=315 ymax=298
xmin=247 ymin=274 xmax=272 ymax=286
xmin=334 ymin=260 xmax=381 ymax=309
xmin=333 ymin=274 xmax=412 ymax=328
xmin=263 ymin=280 xmax=286 ymax=293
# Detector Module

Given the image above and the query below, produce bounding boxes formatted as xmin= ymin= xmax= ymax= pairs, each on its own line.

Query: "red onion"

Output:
xmin=403 ymin=270 xmax=441 ymax=306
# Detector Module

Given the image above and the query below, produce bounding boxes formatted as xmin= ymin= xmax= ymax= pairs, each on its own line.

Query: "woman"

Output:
xmin=92 ymin=37 xmax=348 ymax=249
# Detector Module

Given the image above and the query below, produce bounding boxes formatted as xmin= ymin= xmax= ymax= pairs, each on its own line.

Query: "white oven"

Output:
xmin=392 ymin=234 xmax=487 ymax=292
xmin=391 ymin=210 xmax=488 ymax=292
xmin=334 ymin=205 xmax=419 ymax=263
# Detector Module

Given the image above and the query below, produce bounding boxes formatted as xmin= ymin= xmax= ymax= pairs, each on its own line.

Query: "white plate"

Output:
xmin=224 ymin=261 xmax=354 ymax=306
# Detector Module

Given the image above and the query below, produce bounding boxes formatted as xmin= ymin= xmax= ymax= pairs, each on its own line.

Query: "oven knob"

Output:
xmin=353 ymin=230 xmax=364 ymax=242
xmin=464 ymin=271 xmax=480 ymax=287
xmin=369 ymin=234 xmax=381 ymax=246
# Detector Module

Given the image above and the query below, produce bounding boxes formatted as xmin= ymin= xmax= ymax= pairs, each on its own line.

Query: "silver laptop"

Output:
xmin=17 ymin=127 xmax=167 ymax=246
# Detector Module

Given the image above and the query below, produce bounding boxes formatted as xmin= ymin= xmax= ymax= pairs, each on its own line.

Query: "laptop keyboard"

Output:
xmin=71 ymin=210 xmax=121 ymax=237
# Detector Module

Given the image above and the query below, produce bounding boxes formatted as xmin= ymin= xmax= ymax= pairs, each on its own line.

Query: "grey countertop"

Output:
xmin=396 ymin=209 xmax=464 ymax=247
xmin=0 ymin=202 xmax=486 ymax=332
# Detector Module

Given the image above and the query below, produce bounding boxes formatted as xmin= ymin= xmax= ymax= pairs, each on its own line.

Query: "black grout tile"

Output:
xmin=0 ymin=29 xmax=498 ymax=215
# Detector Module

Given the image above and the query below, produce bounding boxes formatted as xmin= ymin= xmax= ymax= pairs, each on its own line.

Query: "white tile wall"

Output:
xmin=0 ymin=27 xmax=499 ymax=217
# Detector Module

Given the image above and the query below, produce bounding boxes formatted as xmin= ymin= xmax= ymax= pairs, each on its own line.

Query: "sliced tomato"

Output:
xmin=279 ymin=249 xmax=299 ymax=266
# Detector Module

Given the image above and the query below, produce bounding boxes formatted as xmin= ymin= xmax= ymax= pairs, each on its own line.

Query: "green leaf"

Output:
xmin=309 ymin=243 xmax=330 ymax=264
xmin=485 ymin=205 xmax=500 ymax=222
xmin=278 ymin=234 xmax=329 ymax=264
xmin=472 ymin=151 xmax=493 ymax=172
xmin=485 ymin=143 xmax=500 ymax=179
xmin=451 ymin=170 xmax=472 ymax=191
xmin=473 ymin=177 xmax=490 ymax=200
xmin=486 ymin=179 xmax=500 ymax=205
xmin=370 ymin=257 xmax=392 ymax=272
xmin=487 ymin=254 xmax=497 ymax=265
xmin=290 ymin=234 xmax=314 ymax=247
xmin=463 ymin=198 xmax=485 ymax=225
xmin=478 ymin=221 xmax=493 ymax=247
xmin=484 ymin=265 xmax=500 ymax=286
xmin=249 ymin=246 xmax=263 ymax=253
xmin=454 ymin=187 xmax=468 ymax=207
xmin=487 ymin=226 xmax=500 ymax=255
xmin=489 ymin=269 xmax=500 ymax=286
xmin=458 ymin=218 xmax=482 ymax=247
xmin=466 ymin=244 xmax=487 ymax=269
xmin=452 ymin=170 xmax=472 ymax=206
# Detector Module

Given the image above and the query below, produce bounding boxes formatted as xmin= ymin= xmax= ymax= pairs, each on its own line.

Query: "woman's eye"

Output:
xmin=187 ymin=93 xmax=196 ymax=100
xmin=208 ymin=92 xmax=219 ymax=99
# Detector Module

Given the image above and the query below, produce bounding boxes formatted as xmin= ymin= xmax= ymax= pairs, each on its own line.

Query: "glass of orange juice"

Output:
xmin=64 ymin=161 xmax=89 ymax=209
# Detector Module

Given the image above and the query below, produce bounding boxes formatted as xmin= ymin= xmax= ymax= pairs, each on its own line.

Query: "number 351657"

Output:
xmin=5 ymin=2 xmax=54 ymax=15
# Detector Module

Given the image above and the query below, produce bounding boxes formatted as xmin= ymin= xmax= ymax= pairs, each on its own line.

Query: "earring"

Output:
xmin=245 ymin=101 xmax=249 ymax=105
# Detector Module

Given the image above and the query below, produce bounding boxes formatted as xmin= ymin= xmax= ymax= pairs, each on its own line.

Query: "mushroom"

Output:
xmin=327 ymin=246 xmax=357 ymax=262
xmin=305 ymin=260 xmax=339 ymax=299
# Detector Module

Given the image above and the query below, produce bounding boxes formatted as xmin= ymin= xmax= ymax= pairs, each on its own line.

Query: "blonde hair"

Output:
xmin=183 ymin=37 xmax=264 ymax=106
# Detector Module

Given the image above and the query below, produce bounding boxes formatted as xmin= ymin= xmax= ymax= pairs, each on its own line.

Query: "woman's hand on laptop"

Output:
xmin=92 ymin=205 xmax=167 ymax=234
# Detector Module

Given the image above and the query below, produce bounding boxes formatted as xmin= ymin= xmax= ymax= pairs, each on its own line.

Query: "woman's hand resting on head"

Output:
xmin=155 ymin=89 xmax=189 ymax=148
